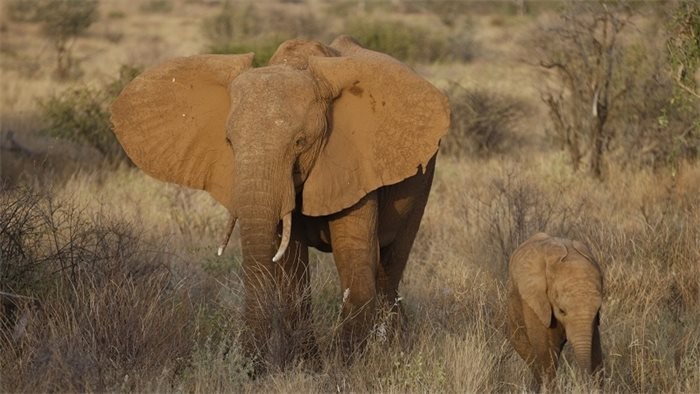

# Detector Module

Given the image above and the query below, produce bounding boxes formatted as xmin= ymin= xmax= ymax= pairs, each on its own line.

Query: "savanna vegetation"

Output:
xmin=1 ymin=0 xmax=698 ymax=392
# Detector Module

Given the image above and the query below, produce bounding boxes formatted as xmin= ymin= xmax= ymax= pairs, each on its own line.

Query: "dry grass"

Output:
xmin=1 ymin=1 xmax=698 ymax=392
xmin=2 ymin=155 xmax=697 ymax=392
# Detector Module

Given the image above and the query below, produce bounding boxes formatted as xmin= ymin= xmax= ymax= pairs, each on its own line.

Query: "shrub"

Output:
xmin=441 ymin=84 xmax=526 ymax=158
xmin=202 ymin=2 xmax=321 ymax=65
xmin=4 ymin=0 xmax=98 ymax=79
xmin=475 ymin=171 xmax=585 ymax=272
xmin=613 ymin=42 xmax=700 ymax=168
xmin=666 ymin=0 xmax=700 ymax=100
xmin=4 ymin=0 xmax=43 ymax=22
xmin=0 ymin=187 xmax=197 ymax=391
xmin=345 ymin=17 xmax=472 ymax=63
xmin=210 ymin=37 xmax=285 ymax=68
xmin=139 ymin=0 xmax=173 ymax=14
xmin=38 ymin=0 xmax=98 ymax=79
xmin=39 ymin=87 xmax=116 ymax=157
xmin=39 ymin=64 xmax=141 ymax=161
xmin=536 ymin=1 xmax=637 ymax=178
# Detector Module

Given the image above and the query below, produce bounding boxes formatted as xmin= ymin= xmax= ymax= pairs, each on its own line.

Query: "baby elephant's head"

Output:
xmin=511 ymin=233 xmax=603 ymax=374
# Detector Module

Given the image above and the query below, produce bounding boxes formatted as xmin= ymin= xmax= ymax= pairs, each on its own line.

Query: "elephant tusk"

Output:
xmin=217 ymin=214 xmax=238 ymax=256
xmin=272 ymin=212 xmax=292 ymax=262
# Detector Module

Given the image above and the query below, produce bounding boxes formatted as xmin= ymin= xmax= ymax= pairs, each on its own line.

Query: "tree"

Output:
xmin=536 ymin=1 xmax=633 ymax=178
xmin=37 ymin=0 xmax=98 ymax=79
xmin=667 ymin=0 xmax=700 ymax=101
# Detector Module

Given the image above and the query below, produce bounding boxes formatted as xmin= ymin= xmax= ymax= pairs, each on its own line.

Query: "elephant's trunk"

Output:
xmin=568 ymin=315 xmax=595 ymax=374
xmin=233 ymin=159 xmax=296 ymax=364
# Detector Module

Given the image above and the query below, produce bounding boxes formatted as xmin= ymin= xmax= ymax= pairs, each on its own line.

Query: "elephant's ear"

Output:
xmin=301 ymin=35 xmax=450 ymax=216
xmin=111 ymin=54 xmax=254 ymax=213
xmin=572 ymin=240 xmax=598 ymax=266
xmin=510 ymin=233 xmax=566 ymax=327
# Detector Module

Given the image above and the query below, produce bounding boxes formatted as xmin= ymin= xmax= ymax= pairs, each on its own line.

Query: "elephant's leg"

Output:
xmin=376 ymin=156 xmax=435 ymax=323
xmin=374 ymin=210 xmax=423 ymax=335
xmin=270 ymin=213 xmax=318 ymax=366
xmin=507 ymin=292 xmax=538 ymax=375
xmin=522 ymin=303 xmax=562 ymax=388
xmin=592 ymin=324 xmax=604 ymax=381
xmin=329 ymin=192 xmax=380 ymax=357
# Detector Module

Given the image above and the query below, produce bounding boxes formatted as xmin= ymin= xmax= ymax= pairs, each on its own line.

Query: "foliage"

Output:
xmin=4 ymin=0 xmax=43 ymax=22
xmin=612 ymin=42 xmax=700 ymax=169
xmin=203 ymin=2 xmax=321 ymax=66
xmin=4 ymin=0 xmax=98 ymax=79
xmin=666 ymin=0 xmax=700 ymax=100
xmin=39 ymin=64 xmax=141 ymax=160
xmin=202 ymin=1 xmax=471 ymax=65
xmin=475 ymin=171 xmax=585 ymax=271
xmin=441 ymin=84 xmax=526 ymax=158
xmin=537 ymin=1 xmax=700 ymax=175
xmin=0 ymin=187 xmax=198 ymax=391
xmin=36 ymin=0 xmax=98 ymax=79
xmin=345 ymin=17 xmax=473 ymax=63
xmin=39 ymin=87 xmax=115 ymax=157
xmin=209 ymin=37 xmax=285 ymax=68
xmin=140 ymin=0 xmax=173 ymax=14
xmin=536 ymin=1 xmax=635 ymax=178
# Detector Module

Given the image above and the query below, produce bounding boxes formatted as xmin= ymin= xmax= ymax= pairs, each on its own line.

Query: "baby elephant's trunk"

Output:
xmin=568 ymin=316 xmax=595 ymax=374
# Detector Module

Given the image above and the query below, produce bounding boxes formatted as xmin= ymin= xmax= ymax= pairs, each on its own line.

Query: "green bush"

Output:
xmin=202 ymin=2 xmax=321 ymax=66
xmin=39 ymin=64 xmax=141 ymax=160
xmin=39 ymin=87 xmax=116 ymax=157
xmin=613 ymin=42 xmax=700 ymax=169
xmin=41 ymin=0 xmax=98 ymax=79
xmin=4 ymin=0 xmax=43 ymax=22
xmin=5 ymin=0 xmax=98 ymax=79
xmin=209 ymin=37 xmax=285 ymax=68
xmin=139 ymin=0 xmax=173 ymax=14
xmin=345 ymin=18 xmax=472 ymax=63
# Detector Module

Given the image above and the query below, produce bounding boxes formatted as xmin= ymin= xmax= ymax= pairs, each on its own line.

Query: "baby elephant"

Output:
xmin=507 ymin=233 xmax=603 ymax=387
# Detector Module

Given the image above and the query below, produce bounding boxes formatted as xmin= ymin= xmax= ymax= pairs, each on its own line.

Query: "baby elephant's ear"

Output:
xmin=510 ymin=235 xmax=565 ymax=327
xmin=111 ymin=54 xmax=254 ymax=213
xmin=572 ymin=240 xmax=596 ymax=263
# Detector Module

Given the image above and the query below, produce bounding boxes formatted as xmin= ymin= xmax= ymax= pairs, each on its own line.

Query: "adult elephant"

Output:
xmin=111 ymin=35 xmax=449 ymax=368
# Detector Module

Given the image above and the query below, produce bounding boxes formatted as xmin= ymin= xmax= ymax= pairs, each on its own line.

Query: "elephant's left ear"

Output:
xmin=302 ymin=36 xmax=450 ymax=216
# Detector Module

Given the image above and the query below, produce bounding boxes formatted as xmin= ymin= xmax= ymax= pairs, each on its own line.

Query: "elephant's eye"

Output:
xmin=225 ymin=137 xmax=232 ymax=147
xmin=558 ymin=308 xmax=567 ymax=316
xmin=295 ymin=136 xmax=307 ymax=148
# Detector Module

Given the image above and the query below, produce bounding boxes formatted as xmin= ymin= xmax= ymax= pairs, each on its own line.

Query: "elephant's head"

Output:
xmin=510 ymin=233 xmax=603 ymax=374
xmin=110 ymin=36 xmax=449 ymax=266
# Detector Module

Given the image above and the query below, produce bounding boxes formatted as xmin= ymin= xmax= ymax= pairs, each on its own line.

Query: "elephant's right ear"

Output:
xmin=111 ymin=54 xmax=254 ymax=213
xmin=510 ymin=233 xmax=566 ymax=327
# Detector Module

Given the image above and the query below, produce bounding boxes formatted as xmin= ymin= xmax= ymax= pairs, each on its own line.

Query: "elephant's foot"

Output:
xmin=372 ymin=293 xmax=409 ymax=346
xmin=334 ymin=296 xmax=377 ymax=361
xmin=242 ymin=288 xmax=319 ymax=373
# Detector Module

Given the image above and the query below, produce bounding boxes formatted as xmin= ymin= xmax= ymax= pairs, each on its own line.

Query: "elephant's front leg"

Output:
xmin=329 ymin=192 xmax=380 ymax=357
xmin=523 ymin=303 xmax=565 ymax=389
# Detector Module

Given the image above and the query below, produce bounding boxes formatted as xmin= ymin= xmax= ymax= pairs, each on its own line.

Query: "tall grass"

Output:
xmin=1 ymin=1 xmax=698 ymax=392
xmin=1 ymin=154 xmax=698 ymax=392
